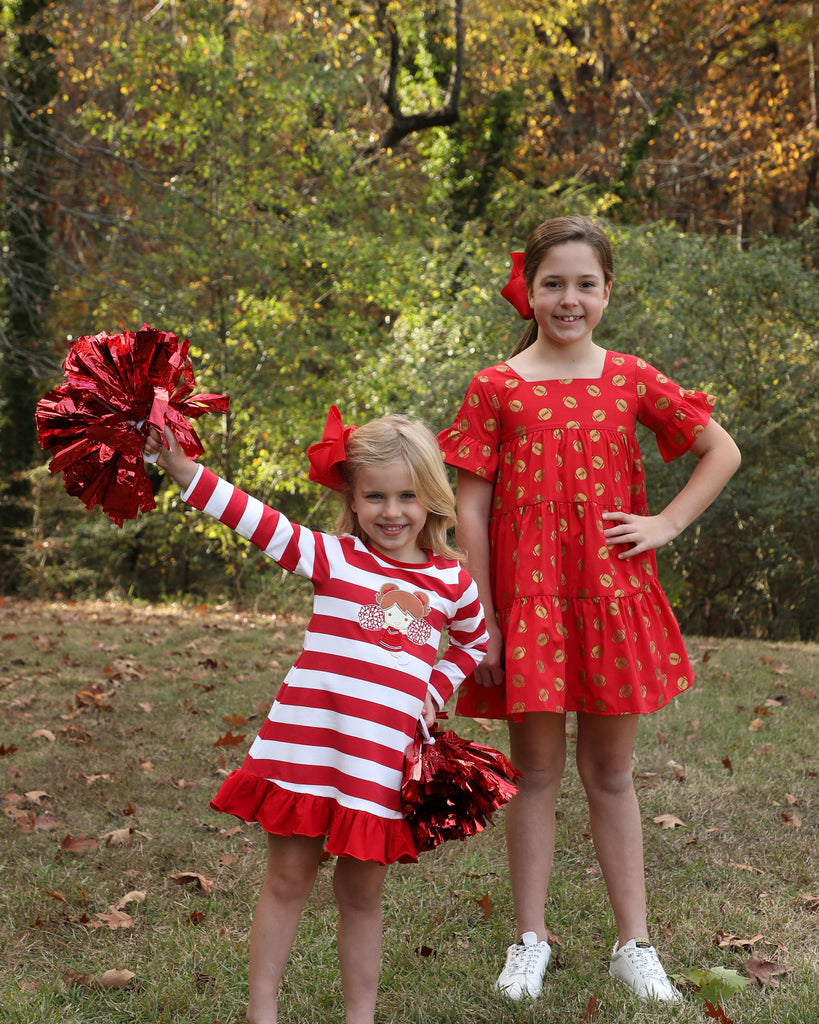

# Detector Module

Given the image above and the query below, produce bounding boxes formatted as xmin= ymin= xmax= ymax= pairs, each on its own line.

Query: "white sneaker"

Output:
xmin=609 ymin=938 xmax=683 ymax=1002
xmin=495 ymin=930 xmax=551 ymax=1000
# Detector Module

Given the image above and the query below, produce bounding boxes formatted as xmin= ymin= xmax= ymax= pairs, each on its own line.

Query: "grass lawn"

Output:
xmin=1 ymin=598 xmax=817 ymax=1023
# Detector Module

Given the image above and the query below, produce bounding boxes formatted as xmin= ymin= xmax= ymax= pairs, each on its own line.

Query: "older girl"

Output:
xmin=439 ymin=216 xmax=740 ymax=1003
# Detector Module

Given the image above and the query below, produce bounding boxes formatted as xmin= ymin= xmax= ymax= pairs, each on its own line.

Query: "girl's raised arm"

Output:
xmin=603 ymin=418 xmax=741 ymax=559
xmin=456 ymin=469 xmax=506 ymax=688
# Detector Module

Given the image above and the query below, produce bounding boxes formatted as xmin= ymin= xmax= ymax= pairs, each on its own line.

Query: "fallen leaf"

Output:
xmin=114 ymin=890 xmax=146 ymax=910
xmin=214 ymin=730 xmax=246 ymax=748
xmin=748 ymin=718 xmax=764 ymax=732
xmin=744 ymin=956 xmax=793 ymax=987
xmin=98 ymin=968 xmax=136 ymax=989
xmin=582 ymin=992 xmax=598 ymax=1021
xmin=704 ymin=1001 xmax=737 ymax=1024
xmin=171 ymin=871 xmax=215 ymax=893
xmin=75 ymin=684 xmax=115 ymax=709
xmin=61 ymin=833 xmax=99 ymax=854
xmin=474 ymin=893 xmax=492 ymax=920
xmin=64 ymin=968 xmax=96 ymax=987
xmin=78 ymin=772 xmax=112 ymax=786
xmin=715 ymin=930 xmax=764 ymax=948
xmin=24 ymin=790 xmax=50 ymax=804
xmin=781 ymin=811 xmax=801 ymax=828
xmin=31 ymin=729 xmax=56 ymax=742
xmin=653 ymin=813 xmax=685 ymax=829
xmin=88 ymin=908 xmax=134 ymax=930
xmin=102 ymin=827 xmax=134 ymax=847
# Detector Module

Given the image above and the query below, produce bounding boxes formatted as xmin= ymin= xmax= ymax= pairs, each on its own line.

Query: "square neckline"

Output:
xmin=501 ymin=349 xmax=611 ymax=383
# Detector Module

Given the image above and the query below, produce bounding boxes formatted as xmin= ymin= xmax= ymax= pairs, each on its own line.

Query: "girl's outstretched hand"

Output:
xmin=143 ymin=425 xmax=198 ymax=490
xmin=602 ymin=510 xmax=678 ymax=559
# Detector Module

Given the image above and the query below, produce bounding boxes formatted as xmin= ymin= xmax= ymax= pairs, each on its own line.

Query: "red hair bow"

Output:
xmin=307 ymin=405 xmax=357 ymax=492
xmin=500 ymin=251 xmax=534 ymax=319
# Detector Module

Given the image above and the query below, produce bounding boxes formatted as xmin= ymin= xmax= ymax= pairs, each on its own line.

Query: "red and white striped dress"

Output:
xmin=183 ymin=467 xmax=488 ymax=864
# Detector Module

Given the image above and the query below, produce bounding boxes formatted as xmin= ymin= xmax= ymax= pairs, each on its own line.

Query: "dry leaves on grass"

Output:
xmin=715 ymin=929 xmax=765 ymax=949
xmin=64 ymin=967 xmax=136 ymax=989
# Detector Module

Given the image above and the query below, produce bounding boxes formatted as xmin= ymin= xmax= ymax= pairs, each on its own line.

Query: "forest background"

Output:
xmin=0 ymin=0 xmax=817 ymax=641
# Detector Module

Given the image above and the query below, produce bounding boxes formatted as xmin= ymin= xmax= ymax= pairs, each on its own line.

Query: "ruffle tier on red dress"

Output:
xmin=210 ymin=768 xmax=418 ymax=865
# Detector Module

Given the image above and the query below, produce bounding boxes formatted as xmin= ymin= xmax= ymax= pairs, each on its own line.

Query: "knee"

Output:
xmin=576 ymin=755 xmax=634 ymax=798
xmin=333 ymin=866 xmax=385 ymax=915
xmin=263 ymin=857 xmax=317 ymax=904
xmin=513 ymin=743 xmax=567 ymax=794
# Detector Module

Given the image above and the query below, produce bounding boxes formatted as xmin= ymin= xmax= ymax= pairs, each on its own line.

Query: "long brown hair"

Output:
xmin=509 ymin=216 xmax=614 ymax=356
xmin=335 ymin=414 xmax=462 ymax=561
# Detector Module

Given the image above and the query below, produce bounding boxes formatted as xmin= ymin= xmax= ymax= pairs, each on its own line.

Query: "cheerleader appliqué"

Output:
xmin=358 ymin=583 xmax=432 ymax=660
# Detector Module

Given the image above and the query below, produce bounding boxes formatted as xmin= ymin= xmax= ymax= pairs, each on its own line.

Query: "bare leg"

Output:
xmin=333 ymin=856 xmax=389 ymax=1024
xmin=246 ymin=833 xmax=325 ymax=1024
xmin=575 ymin=713 xmax=648 ymax=944
xmin=505 ymin=712 xmax=567 ymax=942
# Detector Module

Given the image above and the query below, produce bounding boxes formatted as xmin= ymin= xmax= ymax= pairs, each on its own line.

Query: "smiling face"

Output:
xmin=527 ymin=240 xmax=611 ymax=352
xmin=350 ymin=460 xmax=429 ymax=563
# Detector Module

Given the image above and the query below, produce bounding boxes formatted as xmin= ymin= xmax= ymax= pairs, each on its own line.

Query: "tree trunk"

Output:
xmin=0 ymin=0 xmax=58 ymax=590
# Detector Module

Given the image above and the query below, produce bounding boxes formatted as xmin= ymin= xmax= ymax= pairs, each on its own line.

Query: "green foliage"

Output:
xmin=601 ymin=223 xmax=819 ymax=639
xmin=674 ymin=966 xmax=751 ymax=1004
xmin=5 ymin=2 xmax=819 ymax=640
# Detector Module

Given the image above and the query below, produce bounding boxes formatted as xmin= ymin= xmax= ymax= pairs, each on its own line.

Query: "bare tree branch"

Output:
xmin=374 ymin=0 xmax=464 ymax=152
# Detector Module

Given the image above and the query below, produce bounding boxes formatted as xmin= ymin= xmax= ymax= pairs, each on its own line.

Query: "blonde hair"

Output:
xmin=335 ymin=414 xmax=462 ymax=561
xmin=510 ymin=215 xmax=614 ymax=356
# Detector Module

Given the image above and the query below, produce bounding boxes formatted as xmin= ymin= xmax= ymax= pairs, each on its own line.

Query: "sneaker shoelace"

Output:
xmin=510 ymin=941 xmax=546 ymax=976
xmin=623 ymin=943 xmax=666 ymax=980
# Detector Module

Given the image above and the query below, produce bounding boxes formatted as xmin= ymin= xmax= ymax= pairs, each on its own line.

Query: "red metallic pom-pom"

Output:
xmin=35 ymin=324 xmax=229 ymax=526
xmin=401 ymin=722 xmax=520 ymax=853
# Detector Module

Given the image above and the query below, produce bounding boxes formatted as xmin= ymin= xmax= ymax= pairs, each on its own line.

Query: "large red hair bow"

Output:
xmin=500 ymin=251 xmax=534 ymax=319
xmin=307 ymin=405 xmax=357 ymax=492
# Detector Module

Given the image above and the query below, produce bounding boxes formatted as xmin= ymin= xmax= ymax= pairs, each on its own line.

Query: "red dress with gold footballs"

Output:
xmin=438 ymin=352 xmax=716 ymax=719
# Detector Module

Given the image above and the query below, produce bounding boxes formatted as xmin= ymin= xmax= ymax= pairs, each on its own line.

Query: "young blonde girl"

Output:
xmin=144 ymin=407 xmax=487 ymax=1024
xmin=438 ymin=216 xmax=740 ymax=1002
